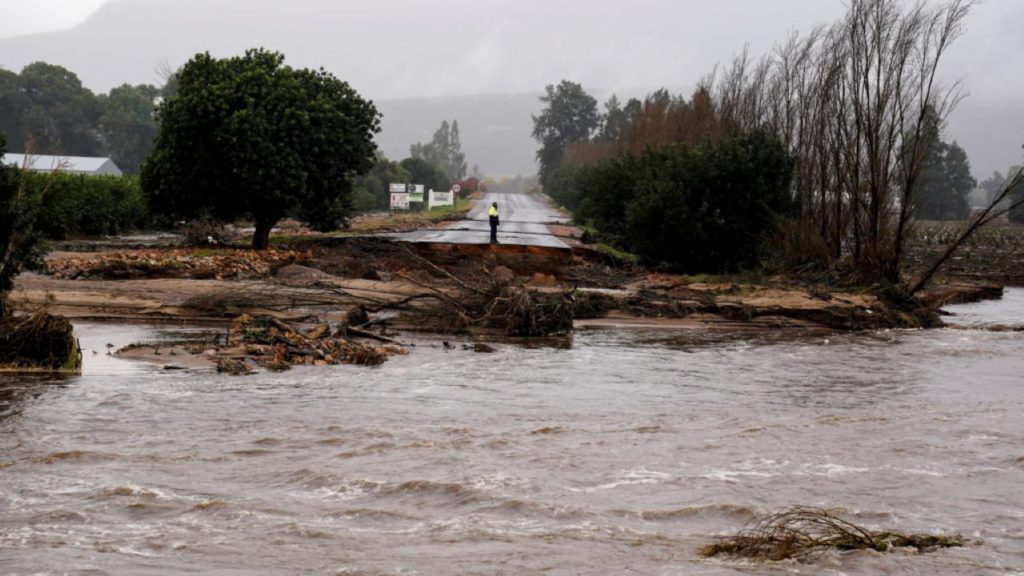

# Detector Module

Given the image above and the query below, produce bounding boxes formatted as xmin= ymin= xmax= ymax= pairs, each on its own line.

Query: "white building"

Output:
xmin=1 ymin=153 xmax=123 ymax=176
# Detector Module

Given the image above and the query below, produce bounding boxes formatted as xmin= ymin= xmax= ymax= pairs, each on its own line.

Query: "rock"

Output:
xmin=345 ymin=306 xmax=370 ymax=327
xmin=216 ymin=358 xmax=253 ymax=375
xmin=493 ymin=266 xmax=515 ymax=285
xmin=473 ymin=343 xmax=496 ymax=353
xmin=306 ymin=323 xmax=331 ymax=340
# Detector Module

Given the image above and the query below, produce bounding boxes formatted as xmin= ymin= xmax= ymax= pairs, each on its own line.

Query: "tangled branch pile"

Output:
xmin=217 ymin=314 xmax=405 ymax=374
xmin=700 ymin=507 xmax=962 ymax=562
xmin=483 ymin=285 xmax=574 ymax=337
xmin=0 ymin=310 xmax=81 ymax=373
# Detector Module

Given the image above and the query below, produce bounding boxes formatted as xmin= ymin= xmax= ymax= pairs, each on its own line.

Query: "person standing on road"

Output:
xmin=488 ymin=202 xmax=500 ymax=244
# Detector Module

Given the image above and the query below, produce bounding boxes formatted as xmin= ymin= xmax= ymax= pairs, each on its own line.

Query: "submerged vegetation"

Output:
xmin=701 ymin=507 xmax=963 ymax=562
xmin=0 ymin=311 xmax=81 ymax=374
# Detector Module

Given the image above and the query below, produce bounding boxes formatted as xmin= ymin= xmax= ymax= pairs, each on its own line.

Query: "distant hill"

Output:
xmin=0 ymin=0 xmax=544 ymax=176
xmin=0 ymin=0 xmax=1018 ymax=177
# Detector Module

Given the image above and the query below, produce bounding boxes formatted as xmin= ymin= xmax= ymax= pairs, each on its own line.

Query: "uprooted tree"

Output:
xmin=141 ymin=48 xmax=381 ymax=249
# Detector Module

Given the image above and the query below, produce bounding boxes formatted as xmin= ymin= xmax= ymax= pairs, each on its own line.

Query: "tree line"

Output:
xmin=0 ymin=62 xmax=164 ymax=174
xmin=1 ymin=52 xmax=480 ymax=250
xmin=535 ymin=0 xmax=1022 ymax=287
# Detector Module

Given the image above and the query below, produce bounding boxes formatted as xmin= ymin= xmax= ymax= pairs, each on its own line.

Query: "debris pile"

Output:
xmin=217 ymin=314 xmax=406 ymax=374
xmin=700 ymin=507 xmax=962 ymax=562
xmin=0 ymin=310 xmax=81 ymax=373
xmin=47 ymin=249 xmax=305 ymax=280
xmin=491 ymin=286 xmax=574 ymax=337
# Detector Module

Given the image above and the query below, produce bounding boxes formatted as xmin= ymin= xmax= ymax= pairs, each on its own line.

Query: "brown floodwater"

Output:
xmin=2 ymin=291 xmax=1024 ymax=575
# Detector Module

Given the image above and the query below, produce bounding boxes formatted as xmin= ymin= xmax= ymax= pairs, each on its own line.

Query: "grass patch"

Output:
xmin=594 ymin=243 xmax=639 ymax=265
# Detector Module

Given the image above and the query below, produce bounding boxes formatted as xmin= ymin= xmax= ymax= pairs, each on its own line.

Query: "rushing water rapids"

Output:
xmin=2 ymin=291 xmax=1024 ymax=575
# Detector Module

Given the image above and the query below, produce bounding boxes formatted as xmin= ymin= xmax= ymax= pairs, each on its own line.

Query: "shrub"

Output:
xmin=625 ymin=131 xmax=796 ymax=272
xmin=554 ymin=130 xmax=796 ymax=273
xmin=20 ymin=172 xmax=148 ymax=238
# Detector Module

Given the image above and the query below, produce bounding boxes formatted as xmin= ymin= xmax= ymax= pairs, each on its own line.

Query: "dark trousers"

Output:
xmin=489 ymin=221 xmax=498 ymax=243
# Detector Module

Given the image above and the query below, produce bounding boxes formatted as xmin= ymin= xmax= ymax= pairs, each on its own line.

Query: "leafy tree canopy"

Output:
xmin=140 ymin=48 xmax=381 ymax=248
xmin=0 ymin=62 xmax=160 ymax=174
xmin=914 ymin=139 xmax=976 ymax=221
xmin=532 ymin=80 xmax=599 ymax=186
xmin=410 ymin=119 xmax=467 ymax=182
xmin=96 ymin=84 xmax=161 ymax=174
xmin=399 ymin=157 xmax=449 ymax=194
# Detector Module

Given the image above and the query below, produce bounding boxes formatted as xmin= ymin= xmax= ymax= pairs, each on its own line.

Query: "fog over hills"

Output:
xmin=1 ymin=0 xmax=1021 ymax=177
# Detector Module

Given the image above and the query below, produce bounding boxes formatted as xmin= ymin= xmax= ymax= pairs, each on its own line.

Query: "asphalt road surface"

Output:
xmin=390 ymin=192 xmax=570 ymax=248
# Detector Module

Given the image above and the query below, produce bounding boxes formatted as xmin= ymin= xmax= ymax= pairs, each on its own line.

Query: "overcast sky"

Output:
xmin=0 ymin=0 xmax=110 ymax=38
xmin=1 ymin=0 xmax=1021 ymax=175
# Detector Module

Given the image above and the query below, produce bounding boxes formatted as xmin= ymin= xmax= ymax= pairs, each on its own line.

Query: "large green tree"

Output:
xmin=914 ymin=139 xmax=975 ymax=221
xmin=96 ymin=83 xmax=160 ymax=174
xmin=349 ymin=155 xmax=412 ymax=212
xmin=0 ymin=62 xmax=103 ymax=156
xmin=141 ymin=49 xmax=381 ymax=249
xmin=410 ymin=119 xmax=467 ymax=182
xmin=399 ymin=157 xmax=449 ymax=195
xmin=532 ymin=80 xmax=599 ymax=187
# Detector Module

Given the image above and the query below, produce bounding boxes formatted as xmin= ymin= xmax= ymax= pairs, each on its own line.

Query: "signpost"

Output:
xmin=428 ymin=189 xmax=454 ymax=210
xmin=389 ymin=183 xmax=410 ymax=211
xmin=390 ymin=192 xmax=410 ymax=210
xmin=407 ymin=184 xmax=425 ymax=203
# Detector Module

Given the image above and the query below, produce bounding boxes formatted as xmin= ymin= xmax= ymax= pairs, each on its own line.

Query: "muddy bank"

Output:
xmin=12 ymin=237 xmax=970 ymax=336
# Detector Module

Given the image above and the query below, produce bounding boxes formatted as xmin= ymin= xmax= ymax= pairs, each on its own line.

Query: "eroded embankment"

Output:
xmin=8 ymin=236 xmax=1004 ymax=372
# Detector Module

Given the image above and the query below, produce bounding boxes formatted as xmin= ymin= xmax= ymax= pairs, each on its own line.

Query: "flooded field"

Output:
xmin=2 ymin=292 xmax=1024 ymax=575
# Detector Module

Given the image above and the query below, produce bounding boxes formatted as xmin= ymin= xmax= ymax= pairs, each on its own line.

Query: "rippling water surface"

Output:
xmin=2 ymin=291 xmax=1024 ymax=575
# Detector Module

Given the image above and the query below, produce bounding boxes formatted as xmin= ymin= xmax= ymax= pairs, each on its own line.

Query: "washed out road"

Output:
xmin=391 ymin=192 xmax=570 ymax=249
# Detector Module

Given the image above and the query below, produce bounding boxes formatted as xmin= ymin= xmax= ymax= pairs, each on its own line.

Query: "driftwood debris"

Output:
xmin=223 ymin=314 xmax=406 ymax=374
xmin=0 ymin=310 xmax=82 ymax=374
xmin=700 ymin=507 xmax=962 ymax=562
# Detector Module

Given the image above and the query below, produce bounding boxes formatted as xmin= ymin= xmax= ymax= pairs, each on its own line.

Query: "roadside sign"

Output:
xmin=408 ymin=184 xmax=425 ymax=203
xmin=429 ymin=189 xmax=454 ymax=210
xmin=452 ymin=184 xmax=461 ymax=193
xmin=389 ymin=183 xmax=407 ymax=194
xmin=390 ymin=192 xmax=410 ymax=210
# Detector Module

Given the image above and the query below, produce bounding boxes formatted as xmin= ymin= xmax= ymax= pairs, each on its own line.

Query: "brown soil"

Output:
xmin=11 ymin=235 xmax=965 ymax=335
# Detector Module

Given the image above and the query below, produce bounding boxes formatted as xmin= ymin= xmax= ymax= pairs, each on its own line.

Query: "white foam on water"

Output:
xmin=565 ymin=468 xmax=673 ymax=493
xmin=793 ymin=463 xmax=871 ymax=477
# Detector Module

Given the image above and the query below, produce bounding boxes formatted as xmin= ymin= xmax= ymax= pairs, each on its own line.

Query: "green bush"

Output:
xmin=20 ymin=172 xmax=148 ymax=238
xmin=627 ymin=131 xmax=796 ymax=272
xmin=552 ymin=130 xmax=796 ymax=273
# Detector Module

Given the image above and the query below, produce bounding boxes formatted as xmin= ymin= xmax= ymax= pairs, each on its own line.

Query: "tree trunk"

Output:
xmin=252 ymin=219 xmax=275 ymax=250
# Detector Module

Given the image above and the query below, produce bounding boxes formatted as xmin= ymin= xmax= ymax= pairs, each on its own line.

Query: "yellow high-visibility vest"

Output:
xmin=488 ymin=206 xmax=498 ymax=217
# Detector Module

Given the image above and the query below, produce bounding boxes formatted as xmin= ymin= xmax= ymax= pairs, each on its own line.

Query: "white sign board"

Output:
xmin=408 ymin=184 xmax=425 ymax=203
xmin=390 ymin=192 xmax=410 ymax=210
xmin=389 ymin=183 xmax=407 ymax=194
xmin=429 ymin=189 xmax=454 ymax=210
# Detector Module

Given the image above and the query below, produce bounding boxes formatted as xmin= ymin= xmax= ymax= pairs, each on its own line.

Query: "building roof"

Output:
xmin=1 ymin=153 xmax=123 ymax=176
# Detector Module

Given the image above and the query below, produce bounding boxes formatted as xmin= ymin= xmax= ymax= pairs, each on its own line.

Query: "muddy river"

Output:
xmin=2 ymin=291 xmax=1024 ymax=575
